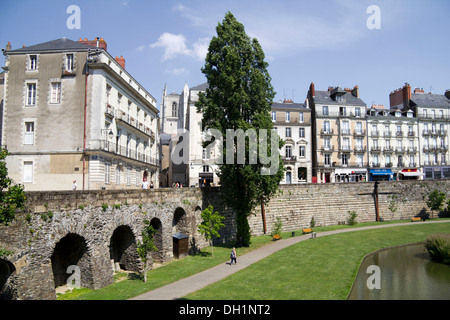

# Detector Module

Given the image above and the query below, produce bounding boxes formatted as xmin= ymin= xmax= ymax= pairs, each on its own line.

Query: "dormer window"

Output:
xmin=395 ymin=111 xmax=401 ymax=117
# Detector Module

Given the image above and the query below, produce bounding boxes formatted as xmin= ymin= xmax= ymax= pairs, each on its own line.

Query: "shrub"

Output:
xmin=102 ymin=204 xmax=108 ymax=212
xmin=347 ymin=211 xmax=358 ymax=226
xmin=424 ymin=233 xmax=450 ymax=265
xmin=271 ymin=217 xmax=283 ymax=237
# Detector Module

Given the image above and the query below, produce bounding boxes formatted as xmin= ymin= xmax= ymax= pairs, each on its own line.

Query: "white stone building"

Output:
xmin=271 ymin=100 xmax=312 ymax=183
xmin=1 ymin=38 xmax=159 ymax=191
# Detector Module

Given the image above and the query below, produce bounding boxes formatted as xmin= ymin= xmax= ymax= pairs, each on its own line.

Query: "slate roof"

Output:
xmin=410 ymin=93 xmax=450 ymax=108
xmin=190 ymin=83 xmax=209 ymax=91
xmin=7 ymin=38 xmax=96 ymax=53
xmin=271 ymin=102 xmax=307 ymax=110
xmin=313 ymin=89 xmax=366 ymax=106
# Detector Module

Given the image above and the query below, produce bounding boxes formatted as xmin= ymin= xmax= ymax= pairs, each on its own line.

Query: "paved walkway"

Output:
xmin=130 ymin=220 xmax=450 ymax=300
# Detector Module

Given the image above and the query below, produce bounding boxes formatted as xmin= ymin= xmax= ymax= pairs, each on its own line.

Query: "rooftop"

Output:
xmin=6 ymin=38 xmax=97 ymax=53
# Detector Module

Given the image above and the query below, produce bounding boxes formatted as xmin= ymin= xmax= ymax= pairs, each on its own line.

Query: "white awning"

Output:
xmin=400 ymin=171 xmax=424 ymax=177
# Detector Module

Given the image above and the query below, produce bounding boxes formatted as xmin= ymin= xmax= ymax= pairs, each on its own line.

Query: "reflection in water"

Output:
xmin=348 ymin=244 xmax=450 ymax=300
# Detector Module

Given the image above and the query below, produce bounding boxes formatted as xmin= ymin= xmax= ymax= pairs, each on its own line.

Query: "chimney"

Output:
xmin=115 ymin=56 xmax=126 ymax=69
xmin=351 ymin=85 xmax=359 ymax=98
xmin=77 ymin=37 xmax=107 ymax=51
xmin=310 ymin=82 xmax=315 ymax=97
xmin=284 ymin=99 xmax=293 ymax=104
xmin=445 ymin=90 xmax=450 ymax=100
xmin=5 ymin=42 xmax=11 ymax=51
xmin=414 ymin=88 xmax=424 ymax=94
xmin=389 ymin=83 xmax=411 ymax=107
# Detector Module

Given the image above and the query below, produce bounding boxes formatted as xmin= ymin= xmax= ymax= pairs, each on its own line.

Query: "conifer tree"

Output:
xmin=197 ymin=12 xmax=284 ymax=246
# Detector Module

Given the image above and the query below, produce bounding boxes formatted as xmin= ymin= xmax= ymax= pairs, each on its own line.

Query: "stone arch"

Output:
xmin=109 ymin=225 xmax=141 ymax=273
xmin=173 ymin=207 xmax=189 ymax=235
xmin=50 ymin=233 xmax=94 ymax=289
xmin=0 ymin=259 xmax=16 ymax=300
xmin=150 ymin=218 xmax=164 ymax=262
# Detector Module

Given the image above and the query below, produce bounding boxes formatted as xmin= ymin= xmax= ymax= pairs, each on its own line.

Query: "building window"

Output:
xmin=298 ymin=167 xmax=307 ymax=181
xmin=355 ymin=107 xmax=361 ymax=117
xmin=28 ymin=55 xmax=38 ymax=71
xmin=24 ymin=122 xmax=35 ymax=145
xmin=203 ymin=165 xmax=210 ymax=173
xmin=373 ymin=154 xmax=379 ymax=166
xmin=322 ymin=106 xmax=329 ymax=116
xmin=299 ymin=146 xmax=305 ymax=157
xmin=285 ymin=127 xmax=291 ymax=138
xmin=115 ymin=166 xmax=121 ymax=185
xmin=342 ymin=153 xmax=348 ymax=166
xmin=285 ymin=145 xmax=292 ymax=159
xmin=271 ymin=111 xmax=276 ymax=122
xmin=105 ymin=163 xmax=111 ymax=184
xmin=65 ymin=54 xmax=74 ymax=73
xmin=324 ymin=154 xmax=331 ymax=166
xmin=285 ymin=112 xmax=290 ymax=122
xmin=299 ymin=127 xmax=305 ymax=138
xmin=50 ymin=82 xmax=61 ymax=104
xmin=323 ymin=121 xmax=331 ymax=133
xmin=202 ymin=148 xmax=210 ymax=160
xmin=357 ymin=154 xmax=363 ymax=167
xmin=299 ymin=112 xmax=304 ymax=123
xmin=26 ymin=83 xmax=37 ymax=106
xmin=23 ymin=161 xmax=33 ymax=183
xmin=172 ymin=102 xmax=178 ymax=117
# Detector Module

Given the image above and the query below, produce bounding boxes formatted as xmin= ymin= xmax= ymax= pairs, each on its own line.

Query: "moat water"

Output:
xmin=348 ymin=243 xmax=450 ymax=300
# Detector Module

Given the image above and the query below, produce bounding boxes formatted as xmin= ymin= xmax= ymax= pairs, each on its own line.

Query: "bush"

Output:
xmin=347 ymin=211 xmax=358 ymax=226
xmin=271 ymin=217 xmax=283 ymax=237
xmin=424 ymin=233 xmax=450 ymax=265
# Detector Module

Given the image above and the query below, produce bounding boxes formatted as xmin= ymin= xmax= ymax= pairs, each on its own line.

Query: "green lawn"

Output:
xmin=184 ymin=222 xmax=450 ymax=300
xmin=60 ymin=219 xmax=450 ymax=300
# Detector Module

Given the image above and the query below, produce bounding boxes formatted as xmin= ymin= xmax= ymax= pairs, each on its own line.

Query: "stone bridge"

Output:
xmin=0 ymin=187 xmax=233 ymax=300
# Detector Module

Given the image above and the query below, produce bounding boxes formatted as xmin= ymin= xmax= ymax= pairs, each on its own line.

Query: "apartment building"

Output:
xmin=1 ymin=38 xmax=159 ymax=191
xmin=366 ymin=106 xmax=420 ymax=181
xmin=271 ymin=100 xmax=312 ymax=183
xmin=389 ymin=84 xmax=450 ymax=180
xmin=306 ymin=83 xmax=368 ymax=183
xmin=160 ymin=83 xmax=220 ymax=187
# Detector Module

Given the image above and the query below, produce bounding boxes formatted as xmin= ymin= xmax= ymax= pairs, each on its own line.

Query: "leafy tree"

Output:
xmin=136 ymin=220 xmax=158 ymax=282
xmin=426 ymin=189 xmax=446 ymax=219
xmin=196 ymin=12 xmax=284 ymax=247
xmin=198 ymin=205 xmax=225 ymax=256
xmin=0 ymin=147 xmax=26 ymax=225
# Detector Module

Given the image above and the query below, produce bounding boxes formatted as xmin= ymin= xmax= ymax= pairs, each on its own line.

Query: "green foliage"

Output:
xmin=137 ymin=220 xmax=158 ymax=282
xmin=102 ymin=203 xmax=108 ymax=211
xmin=196 ymin=12 xmax=284 ymax=247
xmin=426 ymin=190 xmax=447 ymax=218
xmin=0 ymin=248 xmax=14 ymax=257
xmin=424 ymin=233 xmax=450 ymax=265
xmin=270 ymin=217 xmax=283 ymax=237
xmin=347 ymin=211 xmax=358 ymax=226
xmin=198 ymin=205 xmax=225 ymax=256
xmin=0 ymin=147 xmax=26 ymax=225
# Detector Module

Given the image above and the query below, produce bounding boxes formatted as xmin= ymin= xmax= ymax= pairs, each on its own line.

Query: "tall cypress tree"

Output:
xmin=197 ymin=12 xmax=284 ymax=246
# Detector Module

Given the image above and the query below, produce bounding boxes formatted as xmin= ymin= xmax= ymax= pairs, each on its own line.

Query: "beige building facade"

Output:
xmin=2 ymin=38 xmax=159 ymax=191
xmin=307 ymin=83 xmax=368 ymax=183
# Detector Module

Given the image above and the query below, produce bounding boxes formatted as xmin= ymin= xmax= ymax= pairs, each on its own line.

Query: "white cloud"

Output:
xmin=150 ymin=32 xmax=209 ymax=62
xmin=164 ymin=67 xmax=189 ymax=76
xmin=150 ymin=33 xmax=191 ymax=61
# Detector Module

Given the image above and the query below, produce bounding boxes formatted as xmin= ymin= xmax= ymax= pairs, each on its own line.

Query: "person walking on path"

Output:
xmin=230 ymin=247 xmax=237 ymax=265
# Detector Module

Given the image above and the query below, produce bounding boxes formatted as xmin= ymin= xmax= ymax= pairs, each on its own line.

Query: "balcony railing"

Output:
xmin=320 ymin=129 xmax=334 ymax=136
xmin=353 ymin=130 xmax=366 ymax=137
xmin=91 ymin=139 xmax=158 ymax=166
xmin=353 ymin=146 xmax=366 ymax=152
xmin=340 ymin=129 xmax=351 ymax=135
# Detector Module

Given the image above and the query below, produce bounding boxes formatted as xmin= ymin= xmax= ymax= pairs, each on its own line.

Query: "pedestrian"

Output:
xmin=230 ymin=247 xmax=237 ymax=265
xmin=142 ymin=180 xmax=148 ymax=189
xmin=72 ymin=180 xmax=77 ymax=191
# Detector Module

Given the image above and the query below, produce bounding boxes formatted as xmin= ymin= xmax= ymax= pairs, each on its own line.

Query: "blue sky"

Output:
xmin=1 ymin=0 xmax=449 ymax=109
